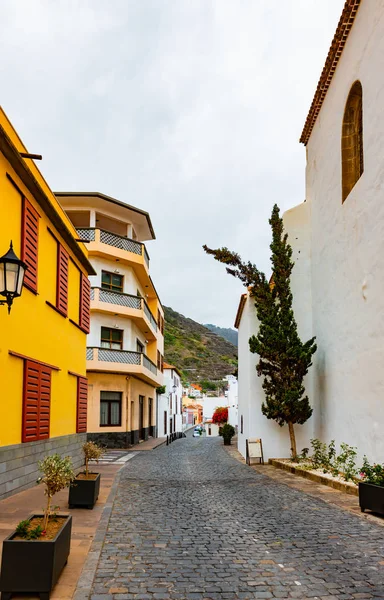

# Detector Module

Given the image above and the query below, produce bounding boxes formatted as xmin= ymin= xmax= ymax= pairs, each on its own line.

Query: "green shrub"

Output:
xmin=221 ymin=423 xmax=235 ymax=445
xmin=360 ymin=456 xmax=384 ymax=486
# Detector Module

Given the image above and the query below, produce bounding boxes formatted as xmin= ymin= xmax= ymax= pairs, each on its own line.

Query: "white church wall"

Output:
xmin=305 ymin=0 xmax=384 ymax=463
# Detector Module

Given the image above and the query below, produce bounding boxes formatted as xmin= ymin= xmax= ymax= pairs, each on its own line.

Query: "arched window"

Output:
xmin=341 ymin=81 xmax=363 ymax=202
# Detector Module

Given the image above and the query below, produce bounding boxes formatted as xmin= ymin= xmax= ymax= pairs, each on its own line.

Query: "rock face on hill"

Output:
xmin=163 ymin=306 xmax=238 ymax=382
xmin=203 ymin=323 xmax=238 ymax=346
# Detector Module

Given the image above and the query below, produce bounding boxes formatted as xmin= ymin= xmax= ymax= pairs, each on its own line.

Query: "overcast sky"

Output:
xmin=1 ymin=0 xmax=344 ymax=327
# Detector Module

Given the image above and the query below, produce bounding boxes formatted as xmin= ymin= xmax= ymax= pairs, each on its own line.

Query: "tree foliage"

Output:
xmin=204 ymin=204 xmax=317 ymax=457
xmin=37 ymin=454 xmax=75 ymax=530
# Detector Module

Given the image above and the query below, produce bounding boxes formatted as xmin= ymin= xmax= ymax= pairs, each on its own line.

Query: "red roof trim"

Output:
xmin=300 ymin=0 xmax=362 ymax=145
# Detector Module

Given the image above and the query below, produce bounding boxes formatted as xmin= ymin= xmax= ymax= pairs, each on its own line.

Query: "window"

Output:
xmin=342 ymin=81 xmax=363 ymax=202
xmin=137 ymin=289 xmax=142 ymax=297
xmin=169 ymin=393 xmax=172 ymax=413
xmin=136 ymin=339 xmax=144 ymax=353
xmin=240 ymin=415 xmax=243 ymax=434
xmin=101 ymin=270 xmax=123 ymax=293
xmin=164 ymin=411 xmax=167 ymax=435
xmin=157 ymin=350 xmax=161 ymax=370
xmin=101 ymin=327 xmax=123 ymax=349
xmin=21 ymin=197 xmax=40 ymax=292
xmin=100 ymin=391 xmax=121 ymax=426
xmin=149 ymin=398 xmax=153 ymax=427
xmin=22 ymin=360 xmax=51 ymax=442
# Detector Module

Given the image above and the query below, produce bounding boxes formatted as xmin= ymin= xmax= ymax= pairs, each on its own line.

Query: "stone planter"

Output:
xmin=68 ymin=472 xmax=100 ymax=509
xmin=359 ymin=481 xmax=384 ymax=515
xmin=0 ymin=514 xmax=72 ymax=599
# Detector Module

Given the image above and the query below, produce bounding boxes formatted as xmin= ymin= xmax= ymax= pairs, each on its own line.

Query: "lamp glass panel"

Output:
xmin=16 ymin=266 xmax=25 ymax=295
xmin=0 ymin=263 xmax=5 ymax=294
xmin=4 ymin=262 xmax=18 ymax=294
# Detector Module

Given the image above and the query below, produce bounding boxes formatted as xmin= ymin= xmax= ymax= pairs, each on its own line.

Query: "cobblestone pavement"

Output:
xmin=91 ymin=437 xmax=384 ymax=600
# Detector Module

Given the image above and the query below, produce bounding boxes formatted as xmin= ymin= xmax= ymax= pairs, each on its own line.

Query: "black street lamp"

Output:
xmin=0 ymin=241 xmax=27 ymax=314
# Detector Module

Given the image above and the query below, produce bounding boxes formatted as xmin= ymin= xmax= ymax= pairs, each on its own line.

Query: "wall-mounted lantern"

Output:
xmin=0 ymin=242 xmax=27 ymax=314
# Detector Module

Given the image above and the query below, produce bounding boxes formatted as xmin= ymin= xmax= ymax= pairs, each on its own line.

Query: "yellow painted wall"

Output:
xmin=87 ymin=373 xmax=155 ymax=432
xmin=0 ymin=109 xmax=89 ymax=447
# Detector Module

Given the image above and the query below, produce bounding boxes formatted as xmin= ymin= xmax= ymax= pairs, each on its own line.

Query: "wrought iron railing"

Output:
xmin=143 ymin=300 xmax=158 ymax=331
xmin=100 ymin=229 xmax=142 ymax=255
xmin=91 ymin=288 xmax=157 ymax=331
xmin=144 ymin=246 xmax=150 ymax=268
xmin=97 ymin=288 xmax=141 ymax=309
xmin=77 ymin=228 xmax=95 ymax=242
xmin=86 ymin=347 xmax=157 ymax=375
xmin=143 ymin=354 xmax=158 ymax=374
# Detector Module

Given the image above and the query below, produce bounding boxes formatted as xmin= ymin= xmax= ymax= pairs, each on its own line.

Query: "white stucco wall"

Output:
xmin=157 ymin=393 xmax=168 ymax=438
xmin=305 ymin=0 xmax=384 ymax=463
xmin=227 ymin=379 xmax=238 ymax=428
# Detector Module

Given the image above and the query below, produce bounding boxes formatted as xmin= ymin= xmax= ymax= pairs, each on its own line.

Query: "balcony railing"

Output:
xmin=91 ymin=287 xmax=157 ymax=331
xmin=143 ymin=299 xmax=158 ymax=331
xmin=76 ymin=228 xmax=149 ymax=266
xmin=87 ymin=347 xmax=157 ymax=374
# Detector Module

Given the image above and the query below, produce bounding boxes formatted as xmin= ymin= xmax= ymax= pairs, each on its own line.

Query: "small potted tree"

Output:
xmin=0 ymin=454 xmax=75 ymax=598
xmin=359 ymin=457 xmax=384 ymax=515
xmin=221 ymin=423 xmax=235 ymax=446
xmin=68 ymin=441 xmax=104 ymax=509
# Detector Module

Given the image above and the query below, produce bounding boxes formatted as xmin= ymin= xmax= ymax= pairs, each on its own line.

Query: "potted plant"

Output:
xmin=68 ymin=441 xmax=103 ymax=509
xmin=0 ymin=454 xmax=75 ymax=598
xmin=358 ymin=456 xmax=384 ymax=515
xmin=221 ymin=423 xmax=235 ymax=446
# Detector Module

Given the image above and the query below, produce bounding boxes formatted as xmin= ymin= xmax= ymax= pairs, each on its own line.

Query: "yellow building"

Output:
xmin=0 ymin=108 xmax=94 ymax=499
xmin=58 ymin=193 xmax=164 ymax=447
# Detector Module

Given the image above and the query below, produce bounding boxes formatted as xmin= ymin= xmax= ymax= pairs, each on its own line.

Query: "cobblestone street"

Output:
xmin=90 ymin=437 xmax=384 ymax=600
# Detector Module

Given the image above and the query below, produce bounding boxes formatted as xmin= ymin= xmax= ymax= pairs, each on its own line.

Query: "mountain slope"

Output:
xmin=163 ymin=306 xmax=237 ymax=382
xmin=203 ymin=324 xmax=238 ymax=346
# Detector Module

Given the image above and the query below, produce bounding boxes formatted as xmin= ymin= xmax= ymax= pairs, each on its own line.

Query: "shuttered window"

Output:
xmin=21 ymin=198 xmax=40 ymax=292
xmin=22 ymin=360 xmax=51 ymax=443
xmin=79 ymin=273 xmax=90 ymax=333
xmin=56 ymin=244 xmax=69 ymax=316
xmin=77 ymin=377 xmax=88 ymax=433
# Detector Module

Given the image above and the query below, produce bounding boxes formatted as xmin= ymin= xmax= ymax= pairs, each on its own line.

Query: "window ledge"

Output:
xmin=46 ymin=300 xmax=67 ymax=318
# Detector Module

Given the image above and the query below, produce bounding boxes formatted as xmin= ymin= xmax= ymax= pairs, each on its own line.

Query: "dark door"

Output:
xmin=139 ymin=395 xmax=144 ymax=440
xmin=148 ymin=398 xmax=153 ymax=436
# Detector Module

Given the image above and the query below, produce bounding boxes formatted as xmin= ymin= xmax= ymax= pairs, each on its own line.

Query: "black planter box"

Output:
xmin=68 ymin=472 xmax=100 ymax=509
xmin=0 ymin=514 xmax=72 ymax=599
xmin=359 ymin=481 xmax=384 ymax=515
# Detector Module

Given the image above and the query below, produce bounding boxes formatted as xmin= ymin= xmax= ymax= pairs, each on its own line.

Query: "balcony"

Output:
xmin=77 ymin=228 xmax=150 ymax=269
xmin=86 ymin=347 xmax=161 ymax=386
xmin=90 ymin=287 xmax=158 ymax=338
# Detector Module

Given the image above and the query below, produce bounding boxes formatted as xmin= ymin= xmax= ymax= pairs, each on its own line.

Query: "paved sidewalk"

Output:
xmin=89 ymin=436 xmax=384 ymax=599
xmin=0 ymin=462 xmax=122 ymax=599
xmin=130 ymin=437 xmax=167 ymax=451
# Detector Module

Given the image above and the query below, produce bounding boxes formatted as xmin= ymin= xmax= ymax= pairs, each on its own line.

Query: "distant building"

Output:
xmin=204 ymin=420 xmax=220 ymax=437
xmin=157 ymin=362 xmax=183 ymax=437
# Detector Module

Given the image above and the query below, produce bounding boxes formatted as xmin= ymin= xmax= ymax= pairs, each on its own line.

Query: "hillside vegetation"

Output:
xmin=163 ymin=306 xmax=238 ymax=382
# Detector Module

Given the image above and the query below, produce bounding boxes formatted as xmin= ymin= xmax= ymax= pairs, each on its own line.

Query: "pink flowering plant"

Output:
xmin=359 ymin=456 xmax=384 ymax=487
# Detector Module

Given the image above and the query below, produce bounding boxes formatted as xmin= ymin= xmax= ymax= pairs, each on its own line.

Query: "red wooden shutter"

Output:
xmin=79 ymin=273 xmax=90 ymax=333
xmin=56 ymin=244 xmax=69 ymax=315
xmin=22 ymin=360 xmax=51 ymax=443
xmin=76 ymin=377 xmax=88 ymax=433
xmin=21 ymin=198 xmax=39 ymax=292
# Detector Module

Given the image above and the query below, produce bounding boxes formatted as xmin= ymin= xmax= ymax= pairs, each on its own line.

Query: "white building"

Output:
xmin=157 ymin=363 xmax=183 ymax=437
xmin=226 ymin=376 xmax=238 ymax=429
xmin=236 ymin=0 xmax=384 ymax=464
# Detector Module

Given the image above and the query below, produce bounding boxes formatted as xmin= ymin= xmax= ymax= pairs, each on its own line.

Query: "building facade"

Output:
xmin=0 ymin=108 xmax=93 ymax=499
xmin=236 ymin=0 xmax=384 ymax=464
xmin=58 ymin=192 xmax=164 ymax=448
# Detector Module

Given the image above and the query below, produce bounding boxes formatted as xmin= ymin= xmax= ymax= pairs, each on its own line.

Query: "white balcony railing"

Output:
xmin=91 ymin=287 xmax=157 ymax=331
xmin=76 ymin=228 xmax=149 ymax=267
xmin=87 ymin=347 xmax=157 ymax=375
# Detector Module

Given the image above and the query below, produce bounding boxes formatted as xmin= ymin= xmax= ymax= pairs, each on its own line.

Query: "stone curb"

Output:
xmin=73 ymin=466 xmax=123 ymax=600
xmin=269 ymin=458 xmax=358 ymax=496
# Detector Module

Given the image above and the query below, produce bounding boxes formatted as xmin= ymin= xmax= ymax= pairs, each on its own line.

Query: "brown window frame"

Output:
xmin=101 ymin=327 xmax=123 ymax=350
xmin=101 ymin=270 xmax=124 ymax=293
xmin=100 ymin=391 xmax=122 ymax=427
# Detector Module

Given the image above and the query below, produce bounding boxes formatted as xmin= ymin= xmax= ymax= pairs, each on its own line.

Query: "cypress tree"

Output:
xmin=203 ymin=204 xmax=316 ymax=457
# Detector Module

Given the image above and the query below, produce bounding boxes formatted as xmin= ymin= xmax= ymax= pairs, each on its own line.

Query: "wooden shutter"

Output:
xmin=56 ymin=244 xmax=69 ymax=316
xmin=21 ymin=198 xmax=39 ymax=292
xmin=79 ymin=273 xmax=90 ymax=333
xmin=22 ymin=360 xmax=51 ymax=443
xmin=77 ymin=377 xmax=88 ymax=433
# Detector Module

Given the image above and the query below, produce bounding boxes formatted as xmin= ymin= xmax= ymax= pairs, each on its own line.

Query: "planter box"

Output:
xmin=68 ymin=472 xmax=100 ymax=509
xmin=359 ymin=481 xmax=384 ymax=515
xmin=0 ymin=514 xmax=72 ymax=599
